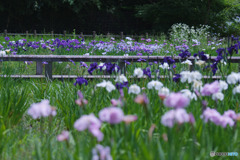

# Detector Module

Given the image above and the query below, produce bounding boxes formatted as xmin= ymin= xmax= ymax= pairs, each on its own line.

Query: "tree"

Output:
xmin=135 ymin=0 xmax=227 ymax=33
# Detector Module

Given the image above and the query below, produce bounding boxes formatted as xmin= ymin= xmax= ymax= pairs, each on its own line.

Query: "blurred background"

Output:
xmin=0 ymin=0 xmax=239 ymax=35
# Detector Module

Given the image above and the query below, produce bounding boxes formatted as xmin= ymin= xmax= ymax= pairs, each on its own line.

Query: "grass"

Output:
xmin=0 ymin=74 xmax=239 ymax=160
xmin=0 ymin=34 xmax=235 ymax=57
xmin=0 ymin=35 xmax=240 ymax=159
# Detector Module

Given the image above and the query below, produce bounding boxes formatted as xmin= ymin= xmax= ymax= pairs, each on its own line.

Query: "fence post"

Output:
xmin=80 ymin=32 xmax=83 ymax=38
xmin=135 ymin=34 xmax=139 ymax=41
xmin=45 ymin=62 xmax=52 ymax=79
xmin=26 ymin=31 xmax=29 ymax=37
xmin=34 ymin=30 xmax=37 ymax=37
xmin=36 ymin=62 xmax=43 ymax=75
xmin=63 ymin=30 xmax=66 ymax=38
xmin=145 ymin=32 xmax=148 ymax=39
xmin=107 ymin=32 xmax=110 ymax=38
xmin=51 ymin=31 xmax=54 ymax=37
xmin=4 ymin=29 xmax=7 ymax=37
xmin=119 ymin=61 xmax=126 ymax=75
xmin=120 ymin=32 xmax=123 ymax=40
xmin=93 ymin=31 xmax=96 ymax=39
xmin=190 ymin=60 xmax=195 ymax=71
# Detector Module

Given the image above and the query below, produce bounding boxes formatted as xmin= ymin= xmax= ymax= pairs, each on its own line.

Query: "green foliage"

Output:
xmin=169 ymin=23 xmax=210 ymax=43
xmin=136 ymin=0 xmax=238 ymax=35
xmin=210 ymin=0 xmax=240 ymax=35
xmin=0 ymin=77 xmax=239 ymax=159
xmin=1 ymin=0 xmax=238 ymax=34
xmin=0 ymin=37 xmax=240 ymax=159
xmin=0 ymin=78 xmax=29 ymax=129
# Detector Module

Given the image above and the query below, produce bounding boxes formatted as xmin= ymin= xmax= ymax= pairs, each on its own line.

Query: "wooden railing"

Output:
xmin=1 ymin=30 xmax=150 ymax=39
xmin=1 ymin=55 xmax=240 ymax=79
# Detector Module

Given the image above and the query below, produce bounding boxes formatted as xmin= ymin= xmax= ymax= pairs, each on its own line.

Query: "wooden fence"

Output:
xmin=1 ymin=30 xmax=150 ymax=39
xmin=1 ymin=55 xmax=240 ymax=79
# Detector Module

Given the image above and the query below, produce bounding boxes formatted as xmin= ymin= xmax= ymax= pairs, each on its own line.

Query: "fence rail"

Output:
xmin=1 ymin=30 xmax=149 ymax=39
xmin=1 ymin=55 xmax=240 ymax=79
xmin=2 ymin=55 xmax=240 ymax=62
xmin=0 ymin=75 xmax=225 ymax=80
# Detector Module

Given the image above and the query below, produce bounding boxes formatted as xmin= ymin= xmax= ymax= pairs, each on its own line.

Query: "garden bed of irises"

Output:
xmin=0 ymin=35 xmax=240 ymax=160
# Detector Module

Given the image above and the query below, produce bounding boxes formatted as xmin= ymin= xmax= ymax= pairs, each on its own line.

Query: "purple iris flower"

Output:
xmin=74 ymin=77 xmax=88 ymax=86
xmin=227 ymin=44 xmax=238 ymax=55
xmin=92 ymin=144 xmax=112 ymax=160
xmin=74 ymin=114 xmax=103 ymax=141
xmin=27 ymin=42 xmax=32 ymax=47
xmin=231 ymin=35 xmax=239 ymax=41
xmin=146 ymin=39 xmax=151 ymax=43
xmin=104 ymin=63 xmax=120 ymax=74
xmin=125 ymin=60 xmax=131 ymax=65
xmin=163 ymin=57 xmax=175 ymax=65
xmin=182 ymin=44 xmax=189 ymax=50
xmin=88 ymin=62 xmax=98 ymax=75
xmin=42 ymin=61 xmax=48 ymax=64
xmin=173 ymin=74 xmax=181 ymax=82
xmin=5 ymin=37 xmax=10 ymax=41
xmin=210 ymin=64 xmax=217 ymax=75
xmin=179 ymin=50 xmax=191 ymax=59
xmin=137 ymin=58 xmax=146 ymax=62
xmin=80 ymin=61 xmax=88 ymax=68
xmin=216 ymin=48 xmax=225 ymax=56
xmin=41 ymin=44 xmax=47 ymax=49
xmin=69 ymin=59 xmax=76 ymax=65
xmin=210 ymin=48 xmax=224 ymax=75
xmin=31 ymin=44 xmax=39 ymax=49
xmin=193 ymin=51 xmax=208 ymax=61
xmin=201 ymin=107 xmax=235 ymax=128
xmin=105 ymin=63 xmax=114 ymax=74
xmin=50 ymin=48 xmax=55 ymax=52
xmin=215 ymin=55 xmax=223 ymax=62
xmin=116 ymin=82 xmax=129 ymax=90
xmin=210 ymin=62 xmax=218 ymax=75
xmin=201 ymin=81 xmax=220 ymax=96
xmin=164 ymin=93 xmax=190 ymax=108
xmin=143 ymin=67 xmax=151 ymax=78
xmin=99 ymin=107 xmax=124 ymax=124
